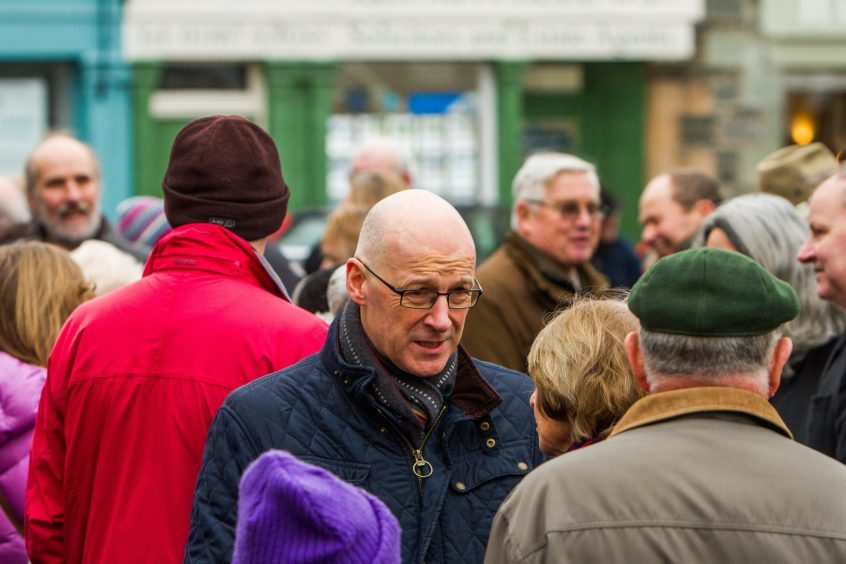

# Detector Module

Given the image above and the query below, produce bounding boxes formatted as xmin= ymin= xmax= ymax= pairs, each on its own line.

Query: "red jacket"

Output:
xmin=25 ymin=224 xmax=328 ymax=564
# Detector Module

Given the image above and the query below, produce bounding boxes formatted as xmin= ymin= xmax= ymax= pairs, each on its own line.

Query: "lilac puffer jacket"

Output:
xmin=0 ymin=351 xmax=46 ymax=563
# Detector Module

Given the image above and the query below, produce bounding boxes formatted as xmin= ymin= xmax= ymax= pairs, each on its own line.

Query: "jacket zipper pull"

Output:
xmin=412 ymin=449 xmax=433 ymax=479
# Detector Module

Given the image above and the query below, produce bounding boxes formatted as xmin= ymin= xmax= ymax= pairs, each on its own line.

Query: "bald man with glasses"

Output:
xmin=185 ymin=189 xmax=543 ymax=564
xmin=462 ymin=152 xmax=609 ymax=372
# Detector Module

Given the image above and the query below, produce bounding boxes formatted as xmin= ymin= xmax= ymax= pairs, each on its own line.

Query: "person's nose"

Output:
xmin=529 ymin=389 xmax=537 ymax=409
xmin=424 ymin=295 xmax=452 ymax=332
xmin=65 ymin=180 xmax=83 ymax=202
xmin=574 ymin=206 xmax=595 ymax=228
xmin=797 ymin=238 xmax=815 ymax=264
xmin=642 ymin=224 xmax=656 ymax=244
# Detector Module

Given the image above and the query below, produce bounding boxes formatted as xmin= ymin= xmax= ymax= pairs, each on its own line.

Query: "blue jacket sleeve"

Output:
xmin=184 ymin=405 xmax=259 ymax=564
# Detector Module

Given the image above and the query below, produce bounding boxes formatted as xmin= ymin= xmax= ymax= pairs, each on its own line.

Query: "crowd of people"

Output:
xmin=0 ymin=114 xmax=845 ymax=563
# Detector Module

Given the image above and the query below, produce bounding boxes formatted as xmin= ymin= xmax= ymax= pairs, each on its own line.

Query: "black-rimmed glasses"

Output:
xmin=356 ymin=258 xmax=483 ymax=309
xmin=525 ymin=199 xmax=607 ymax=220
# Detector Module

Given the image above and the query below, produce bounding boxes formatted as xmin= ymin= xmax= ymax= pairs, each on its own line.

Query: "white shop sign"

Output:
xmin=124 ymin=0 xmax=703 ymax=61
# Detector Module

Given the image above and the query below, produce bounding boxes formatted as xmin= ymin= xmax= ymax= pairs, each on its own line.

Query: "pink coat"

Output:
xmin=0 ymin=351 xmax=46 ymax=564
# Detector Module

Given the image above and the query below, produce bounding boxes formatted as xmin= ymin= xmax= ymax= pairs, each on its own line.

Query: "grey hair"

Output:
xmin=327 ymin=264 xmax=349 ymax=316
xmin=696 ymin=193 xmax=846 ymax=354
xmin=510 ymin=152 xmax=600 ymax=228
xmin=640 ymin=328 xmax=779 ymax=380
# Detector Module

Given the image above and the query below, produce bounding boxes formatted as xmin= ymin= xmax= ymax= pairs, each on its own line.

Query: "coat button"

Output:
xmin=480 ymin=421 xmax=491 ymax=431
xmin=379 ymin=427 xmax=387 ymax=433
xmin=486 ymin=438 xmax=496 ymax=448
xmin=455 ymin=482 xmax=467 ymax=491
xmin=517 ymin=461 xmax=528 ymax=471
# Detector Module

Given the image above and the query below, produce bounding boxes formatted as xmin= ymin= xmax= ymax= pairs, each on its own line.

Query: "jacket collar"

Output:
xmin=504 ymin=231 xmax=608 ymax=297
xmin=321 ymin=318 xmax=502 ymax=420
xmin=610 ymin=386 xmax=792 ymax=439
xmin=144 ymin=224 xmax=290 ymax=301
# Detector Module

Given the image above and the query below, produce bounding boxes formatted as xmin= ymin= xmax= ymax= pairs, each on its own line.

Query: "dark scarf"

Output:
xmin=337 ymin=301 xmax=457 ymax=444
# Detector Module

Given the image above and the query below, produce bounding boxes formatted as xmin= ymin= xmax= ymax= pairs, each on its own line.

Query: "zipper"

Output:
xmin=378 ymin=404 xmax=447 ymax=495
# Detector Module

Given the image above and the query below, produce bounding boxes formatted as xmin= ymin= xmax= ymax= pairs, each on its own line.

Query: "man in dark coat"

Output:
xmin=185 ymin=189 xmax=543 ymax=564
xmin=798 ymin=168 xmax=846 ymax=462
xmin=462 ymin=153 xmax=608 ymax=372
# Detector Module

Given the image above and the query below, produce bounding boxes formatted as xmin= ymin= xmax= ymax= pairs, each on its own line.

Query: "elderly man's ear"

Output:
xmin=624 ymin=331 xmax=649 ymax=393
xmin=767 ymin=336 xmax=792 ymax=398
xmin=346 ymin=259 xmax=367 ymax=305
xmin=691 ymin=198 xmax=717 ymax=218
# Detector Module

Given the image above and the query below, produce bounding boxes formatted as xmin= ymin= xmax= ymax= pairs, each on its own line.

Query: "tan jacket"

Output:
xmin=462 ymin=232 xmax=607 ymax=372
xmin=486 ymin=387 xmax=846 ymax=563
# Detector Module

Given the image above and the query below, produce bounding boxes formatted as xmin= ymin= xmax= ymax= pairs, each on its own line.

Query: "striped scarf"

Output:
xmin=337 ymin=301 xmax=456 ymax=444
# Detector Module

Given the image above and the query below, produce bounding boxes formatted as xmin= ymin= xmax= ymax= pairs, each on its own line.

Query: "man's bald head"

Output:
xmin=348 ymin=189 xmax=478 ymax=377
xmin=356 ymin=189 xmax=475 ymax=268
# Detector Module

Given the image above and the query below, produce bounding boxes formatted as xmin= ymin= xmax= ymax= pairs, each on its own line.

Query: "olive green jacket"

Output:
xmin=486 ymin=387 xmax=846 ymax=563
xmin=462 ymin=231 xmax=608 ymax=372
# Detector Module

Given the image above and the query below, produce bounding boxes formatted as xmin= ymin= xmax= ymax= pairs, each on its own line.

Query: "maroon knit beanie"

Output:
xmin=162 ymin=115 xmax=290 ymax=241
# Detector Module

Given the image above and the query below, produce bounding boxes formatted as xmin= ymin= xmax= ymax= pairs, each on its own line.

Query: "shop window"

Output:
xmin=159 ymin=64 xmax=247 ymax=90
xmin=149 ymin=64 xmax=265 ymax=121
xmin=327 ymin=62 xmax=488 ymax=204
xmin=786 ymin=88 xmax=846 ymax=154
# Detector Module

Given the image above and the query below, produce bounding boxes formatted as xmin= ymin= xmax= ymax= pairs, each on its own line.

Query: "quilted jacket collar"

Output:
xmin=321 ymin=319 xmax=502 ymax=420
xmin=144 ymin=224 xmax=290 ymax=300
xmin=610 ymin=386 xmax=792 ymax=439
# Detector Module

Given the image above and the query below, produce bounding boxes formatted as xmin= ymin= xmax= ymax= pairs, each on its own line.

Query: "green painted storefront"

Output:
xmin=131 ymin=60 xmax=645 ymax=238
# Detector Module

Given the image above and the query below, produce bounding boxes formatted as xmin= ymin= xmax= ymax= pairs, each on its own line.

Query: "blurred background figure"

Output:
xmin=232 ymin=450 xmax=401 ymax=564
xmin=591 ymin=187 xmax=641 ymax=288
xmin=638 ymin=170 xmax=723 ymax=262
xmin=302 ymin=153 xmax=408 ymax=275
xmin=115 ymin=195 xmax=173 ymax=258
xmin=0 ymin=175 xmax=31 ymax=243
xmin=0 ymin=241 xmax=92 ymax=564
xmin=699 ymin=192 xmax=846 ymax=444
xmin=463 ymin=152 xmax=608 ymax=372
xmin=350 ymin=137 xmax=412 ymax=188
xmin=527 ymin=296 xmax=644 ymax=456
xmin=319 ymin=204 xmax=369 ymax=270
xmin=19 ymin=134 xmax=145 ymax=261
xmin=757 ymin=142 xmax=838 ymax=210
xmin=69 ymin=240 xmax=144 ymax=297
xmin=295 ymin=169 xmax=406 ymax=309
xmin=326 ymin=264 xmax=349 ymax=318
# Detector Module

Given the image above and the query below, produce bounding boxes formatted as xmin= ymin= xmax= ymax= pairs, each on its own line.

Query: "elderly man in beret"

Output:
xmin=26 ymin=116 xmax=328 ymax=564
xmin=486 ymin=248 xmax=846 ymax=562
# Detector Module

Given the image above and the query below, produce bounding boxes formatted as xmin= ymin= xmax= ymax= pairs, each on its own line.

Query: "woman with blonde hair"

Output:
xmin=528 ymin=295 xmax=644 ymax=456
xmin=0 ymin=241 xmax=93 ymax=563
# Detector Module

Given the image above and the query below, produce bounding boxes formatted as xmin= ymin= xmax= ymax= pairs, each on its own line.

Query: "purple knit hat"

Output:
xmin=233 ymin=450 xmax=401 ymax=564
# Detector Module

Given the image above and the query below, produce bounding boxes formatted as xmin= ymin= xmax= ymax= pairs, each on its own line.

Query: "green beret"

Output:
xmin=628 ymin=248 xmax=799 ymax=337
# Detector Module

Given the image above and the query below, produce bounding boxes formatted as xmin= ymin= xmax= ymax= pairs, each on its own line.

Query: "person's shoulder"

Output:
xmin=473 ymin=359 xmax=534 ymax=397
xmin=475 ymin=246 xmax=525 ymax=298
xmin=225 ymin=354 xmax=330 ymax=408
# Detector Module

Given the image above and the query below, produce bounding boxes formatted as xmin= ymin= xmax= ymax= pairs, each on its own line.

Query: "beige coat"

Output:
xmin=486 ymin=387 xmax=846 ymax=563
xmin=462 ymin=231 xmax=607 ymax=372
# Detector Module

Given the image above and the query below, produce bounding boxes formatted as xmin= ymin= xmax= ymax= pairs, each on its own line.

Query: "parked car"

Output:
xmin=273 ymin=204 xmax=510 ymax=272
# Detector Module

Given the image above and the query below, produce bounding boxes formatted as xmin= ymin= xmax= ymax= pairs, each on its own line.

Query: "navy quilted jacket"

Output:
xmin=185 ymin=321 xmax=544 ymax=563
